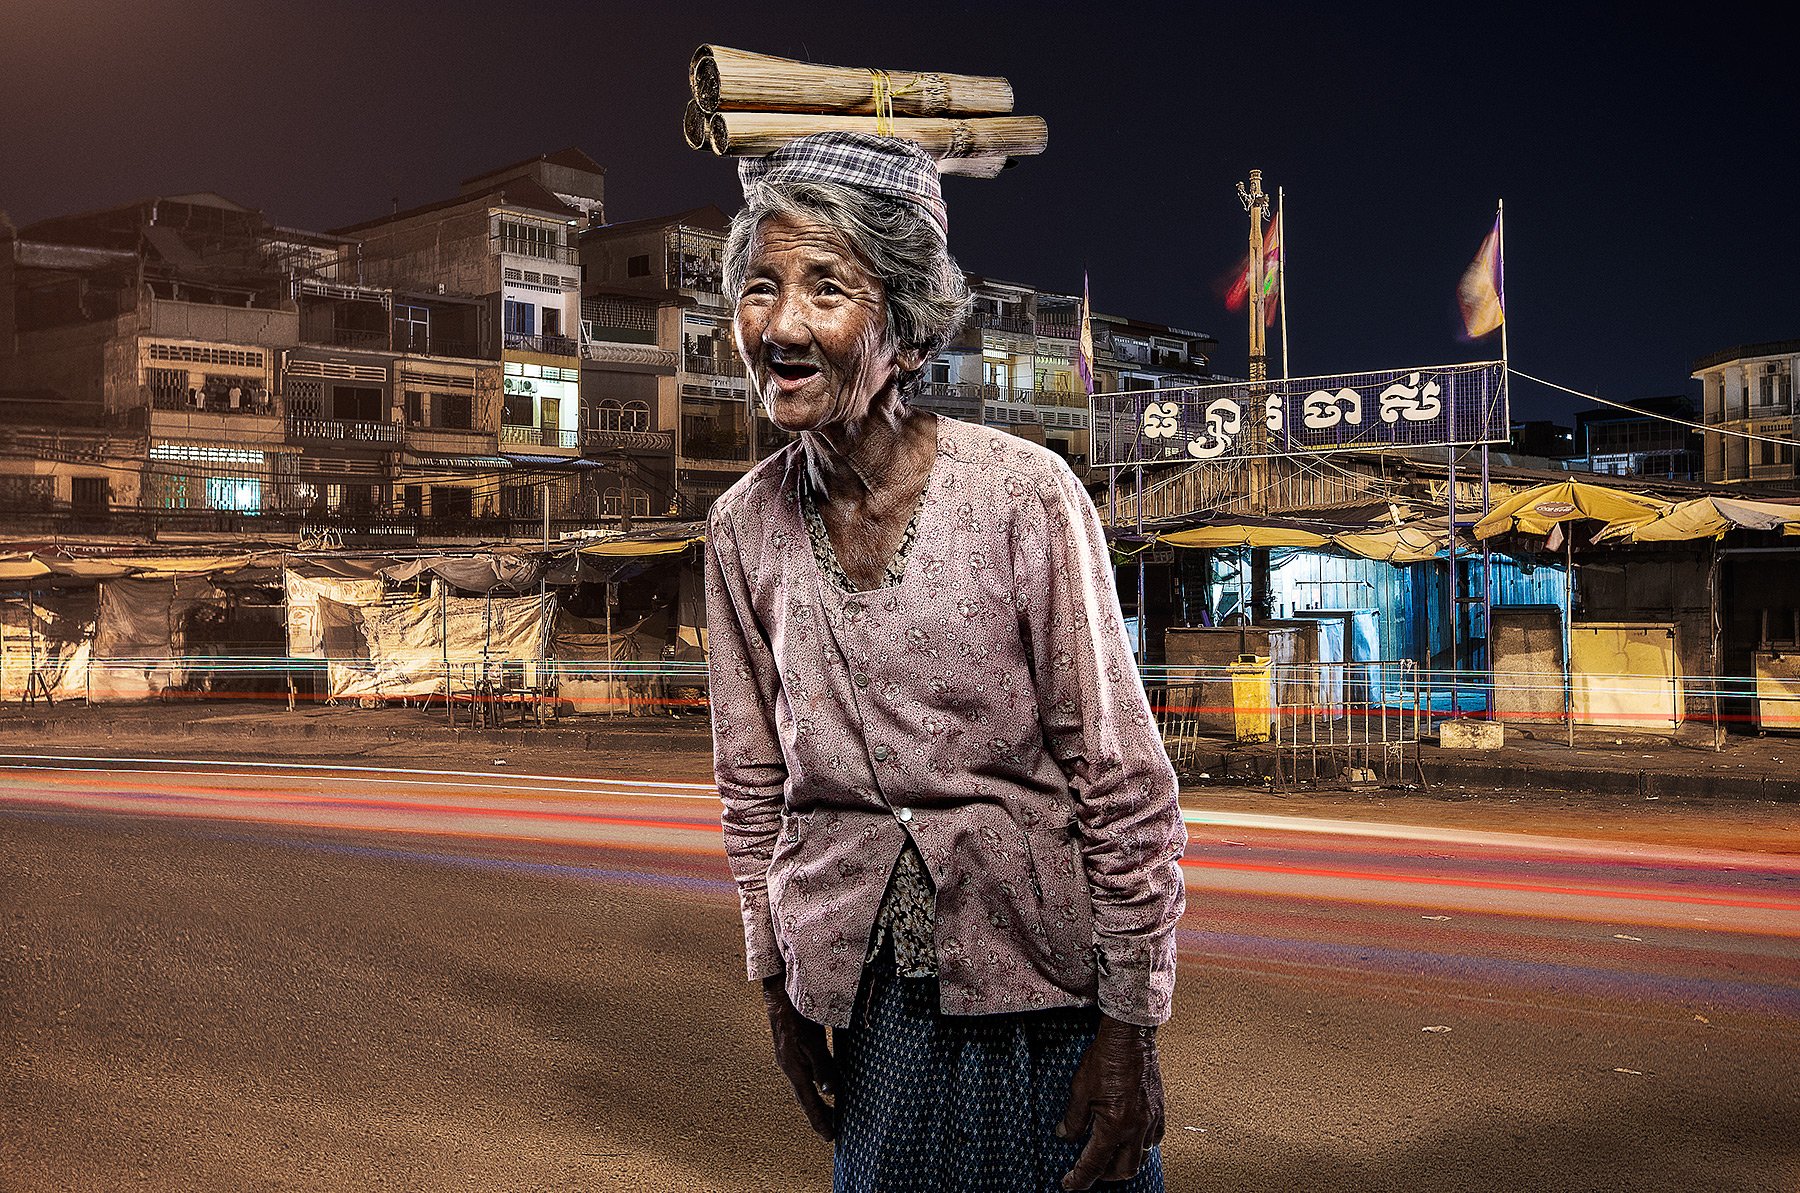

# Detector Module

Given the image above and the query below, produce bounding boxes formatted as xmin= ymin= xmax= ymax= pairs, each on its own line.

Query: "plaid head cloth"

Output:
xmin=738 ymin=132 xmax=948 ymax=240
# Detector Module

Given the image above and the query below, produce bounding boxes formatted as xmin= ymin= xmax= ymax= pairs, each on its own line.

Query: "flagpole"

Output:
xmin=1277 ymin=186 xmax=1290 ymax=380
xmin=1484 ymin=199 xmax=1504 ymax=711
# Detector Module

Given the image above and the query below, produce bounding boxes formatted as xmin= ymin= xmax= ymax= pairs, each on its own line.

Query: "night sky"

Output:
xmin=3 ymin=1 xmax=1793 ymax=420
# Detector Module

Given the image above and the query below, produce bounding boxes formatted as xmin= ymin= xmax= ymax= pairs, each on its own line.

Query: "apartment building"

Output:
xmin=0 ymin=191 xmax=512 ymax=541
xmin=1693 ymin=340 xmax=1800 ymax=489
xmin=333 ymin=150 xmax=606 ymax=524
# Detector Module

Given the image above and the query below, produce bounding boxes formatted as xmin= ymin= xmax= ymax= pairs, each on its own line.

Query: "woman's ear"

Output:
xmin=896 ymin=347 xmax=926 ymax=373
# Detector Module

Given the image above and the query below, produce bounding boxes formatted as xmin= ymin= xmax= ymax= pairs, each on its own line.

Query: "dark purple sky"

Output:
xmin=3 ymin=1 xmax=1793 ymax=419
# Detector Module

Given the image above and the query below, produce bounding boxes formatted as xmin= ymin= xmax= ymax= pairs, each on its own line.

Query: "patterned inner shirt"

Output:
xmin=797 ymin=469 xmax=938 ymax=979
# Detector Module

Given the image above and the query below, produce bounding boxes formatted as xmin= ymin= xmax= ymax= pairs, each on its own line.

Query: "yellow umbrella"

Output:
xmin=1472 ymin=480 xmax=1670 ymax=540
xmin=1598 ymin=496 xmax=1800 ymax=543
xmin=1158 ymin=524 xmax=1328 ymax=549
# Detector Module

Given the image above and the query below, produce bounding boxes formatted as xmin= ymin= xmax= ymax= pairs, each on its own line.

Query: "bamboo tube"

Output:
xmin=937 ymin=156 xmax=1013 ymax=179
xmin=682 ymin=101 xmax=709 ymax=150
xmin=691 ymin=44 xmax=1014 ymax=118
xmin=708 ymin=112 xmax=1047 ymax=161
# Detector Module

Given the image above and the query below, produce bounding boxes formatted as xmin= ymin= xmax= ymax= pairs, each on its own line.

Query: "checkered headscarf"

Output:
xmin=738 ymin=132 xmax=948 ymax=241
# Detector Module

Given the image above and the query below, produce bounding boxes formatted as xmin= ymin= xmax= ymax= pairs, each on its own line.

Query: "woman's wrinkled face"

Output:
xmin=734 ymin=213 xmax=898 ymax=433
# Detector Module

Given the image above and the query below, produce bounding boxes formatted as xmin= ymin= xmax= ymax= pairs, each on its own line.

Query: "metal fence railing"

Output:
xmin=1146 ymin=661 xmax=1428 ymax=784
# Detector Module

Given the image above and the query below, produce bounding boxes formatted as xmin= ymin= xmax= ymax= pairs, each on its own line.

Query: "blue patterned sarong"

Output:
xmin=832 ymin=950 xmax=1165 ymax=1193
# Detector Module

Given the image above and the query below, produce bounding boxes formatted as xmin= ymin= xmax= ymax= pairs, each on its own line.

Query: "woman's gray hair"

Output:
xmin=723 ymin=178 xmax=972 ymax=400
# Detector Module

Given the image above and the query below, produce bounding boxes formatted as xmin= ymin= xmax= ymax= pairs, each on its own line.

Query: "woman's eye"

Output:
xmin=816 ymin=281 xmax=843 ymax=297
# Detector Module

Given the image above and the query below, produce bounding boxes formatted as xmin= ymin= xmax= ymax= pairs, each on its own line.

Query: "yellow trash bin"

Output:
xmin=1229 ymin=654 xmax=1273 ymax=743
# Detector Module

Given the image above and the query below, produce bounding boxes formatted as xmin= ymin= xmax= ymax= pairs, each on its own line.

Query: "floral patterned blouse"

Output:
xmin=798 ymin=467 xmax=939 ymax=979
xmin=706 ymin=415 xmax=1188 ymax=1028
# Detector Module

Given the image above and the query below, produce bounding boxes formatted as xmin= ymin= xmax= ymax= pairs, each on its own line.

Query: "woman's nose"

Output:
xmin=762 ymin=293 xmax=811 ymax=351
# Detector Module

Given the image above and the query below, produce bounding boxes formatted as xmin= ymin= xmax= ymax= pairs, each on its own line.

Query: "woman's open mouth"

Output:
xmin=767 ymin=359 xmax=822 ymax=392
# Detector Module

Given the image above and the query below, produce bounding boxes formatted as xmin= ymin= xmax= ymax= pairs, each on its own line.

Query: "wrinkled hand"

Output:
xmin=1057 ymin=1014 xmax=1165 ymax=1190
xmin=762 ymin=973 xmax=839 ymax=1141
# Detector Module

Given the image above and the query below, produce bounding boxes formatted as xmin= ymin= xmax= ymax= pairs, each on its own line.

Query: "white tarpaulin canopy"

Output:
xmin=326 ymin=590 xmax=555 ymax=700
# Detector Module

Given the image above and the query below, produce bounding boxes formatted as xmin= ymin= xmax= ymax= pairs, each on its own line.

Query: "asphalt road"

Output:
xmin=2 ymin=751 xmax=1797 ymax=1192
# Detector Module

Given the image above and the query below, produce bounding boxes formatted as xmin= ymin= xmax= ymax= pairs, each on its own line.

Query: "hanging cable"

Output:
xmin=1510 ymin=368 xmax=1800 ymax=448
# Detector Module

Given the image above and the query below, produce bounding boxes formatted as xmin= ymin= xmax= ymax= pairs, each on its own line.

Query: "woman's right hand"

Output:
xmin=762 ymin=973 xmax=839 ymax=1141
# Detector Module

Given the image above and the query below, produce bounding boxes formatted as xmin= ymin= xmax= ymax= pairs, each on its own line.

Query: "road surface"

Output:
xmin=2 ymin=751 xmax=1797 ymax=1191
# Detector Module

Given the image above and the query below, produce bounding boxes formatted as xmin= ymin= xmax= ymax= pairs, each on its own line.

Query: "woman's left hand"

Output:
xmin=1056 ymin=1014 xmax=1165 ymax=1190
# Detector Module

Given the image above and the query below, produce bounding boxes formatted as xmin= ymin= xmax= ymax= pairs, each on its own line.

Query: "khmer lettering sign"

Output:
xmin=1097 ymin=361 xmax=1507 ymax=466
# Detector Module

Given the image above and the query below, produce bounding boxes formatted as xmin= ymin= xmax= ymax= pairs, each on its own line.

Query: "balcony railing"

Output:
xmin=504 ymin=333 xmax=580 ymax=358
xmin=977 ymin=312 xmax=1036 ymax=336
xmin=917 ymin=381 xmax=1088 ymax=411
xmin=492 ymin=236 xmax=578 ymax=265
xmin=500 ymin=425 xmax=580 ymax=450
xmin=679 ymin=431 xmax=752 ymax=463
xmin=149 ymin=391 xmax=279 ymax=416
xmin=582 ymin=426 xmax=674 ymax=453
xmin=314 ymin=326 xmax=390 ymax=352
xmin=395 ymin=332 xmax=482 ymax=359
xmin=684 ymin=353 xmax=746 ymax=378
xmin=287 ymin=416 xmax=405 ymax=449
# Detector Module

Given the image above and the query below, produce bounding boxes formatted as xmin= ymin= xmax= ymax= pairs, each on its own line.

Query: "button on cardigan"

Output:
xmin=704 ymin=414 xmax=1187 ymax=1029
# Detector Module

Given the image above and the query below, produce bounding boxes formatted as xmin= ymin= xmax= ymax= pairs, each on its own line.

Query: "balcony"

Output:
xmin=150 ymin=390 xmax=279 ymax=417
xmin=684 ymin=353 xmax=746 ymax=379
xmin=678 ymin=429 xmax=752 ymax=469
xmin=504 ymin=333 xmax=580 ymax=358
xmin=500 ymin=425 xmax=580 ymax=450
xmin=917 ymin=382 xmax=1089 ymax=414
xmin=407 ymin=425 xmax=498 ymax=455
xmin=312 ymin=326 xmax=390 ymax=352
xmin=977 ymin=312 xmax=1036 ymax=336
xmin=582 ymin=341 xmax=679 ymax=369
xmin=287 ymin=416 xmax=405 ymax=449
xmin=582 ymin=426 xmax=674 ymax=453
xmin=395 ymin=330 xmax=482 ymax=359
xmin=492 ymin=236 xmax=578 ymax=265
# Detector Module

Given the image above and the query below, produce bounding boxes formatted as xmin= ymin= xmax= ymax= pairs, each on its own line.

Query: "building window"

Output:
xmin=498 ymin=220 xmax=564 ymax=261
xmin=436 ymin=392 xmax=473 ymax=430
xmin=542 ymin=307 xmax=562 ymax=338
xmin=929 ymin=361 xmax=951 ymax=386
xmin=146 ymin=367 xmax=187 ymax=409
xmin=431 ymin=486 xmax=473 ymax=520
xmin=504 ymin=300 xmax=536 ymax=337
xmin=404 ymin=391 xmax=424 ymax=426
xmin=502 ymin=393 xmax=534 ymax=426
xmin=402 ymin=485 xmax=423 ymax=516
xmin=627 ymin=254 xmax=651 ymax=278
xmin=71 ymin=477 xmax=111 ymax=513
xmin=395 ymin=305 xmax=429 ymax=354
xmin=330 ymin=385 xmax=384 ymax=422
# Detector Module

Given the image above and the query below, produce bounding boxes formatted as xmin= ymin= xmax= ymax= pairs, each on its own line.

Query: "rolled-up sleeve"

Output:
xmin=703 ymin=506 xmax=789 ymax=981
xmin=1014 ymin=466 xmax=1187 ymax=1026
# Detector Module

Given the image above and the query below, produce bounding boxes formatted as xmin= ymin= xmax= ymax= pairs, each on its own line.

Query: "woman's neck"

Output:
xmin=801 ymin=393 xmax=936 ymax=509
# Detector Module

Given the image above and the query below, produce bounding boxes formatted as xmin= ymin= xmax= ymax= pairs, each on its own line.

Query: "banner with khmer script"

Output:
xmin=1091 ymin=361 xmax=1508 ymax=467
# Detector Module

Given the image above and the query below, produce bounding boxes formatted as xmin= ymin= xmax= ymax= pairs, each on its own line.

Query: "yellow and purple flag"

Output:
xmin=1077 ymin=273 xmax=1095 ymax=395
xmin=1458 ymin=216 xmax=1504 ymax=339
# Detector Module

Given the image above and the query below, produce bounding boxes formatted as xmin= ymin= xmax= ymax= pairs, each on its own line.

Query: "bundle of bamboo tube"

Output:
xmin=685 ymin=45 xmax=1046 ymax=176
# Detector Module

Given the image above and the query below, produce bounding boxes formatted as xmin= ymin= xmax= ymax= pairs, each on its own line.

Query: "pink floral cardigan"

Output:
xmin=704 ymin=415 xmax=1187 ymax=1029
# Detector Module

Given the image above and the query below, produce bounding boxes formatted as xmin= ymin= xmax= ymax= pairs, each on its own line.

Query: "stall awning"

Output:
xmin=578 ymin=537 xmax=704 ymax=557
xmin=1331 ymin=524 xmax=1451 ymax=563
xmin=1597 ymin=496 xmax=1800 ymax=543
xmin=1472 ymin=480 xmax=1671 ymax=540
xmin=1158 ymin=524 xmax=1329 ymax=549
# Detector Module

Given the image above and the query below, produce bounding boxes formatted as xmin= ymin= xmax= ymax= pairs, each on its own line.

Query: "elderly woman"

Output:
xmin=704 ymin=132 xmax=1187 ymax=1193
